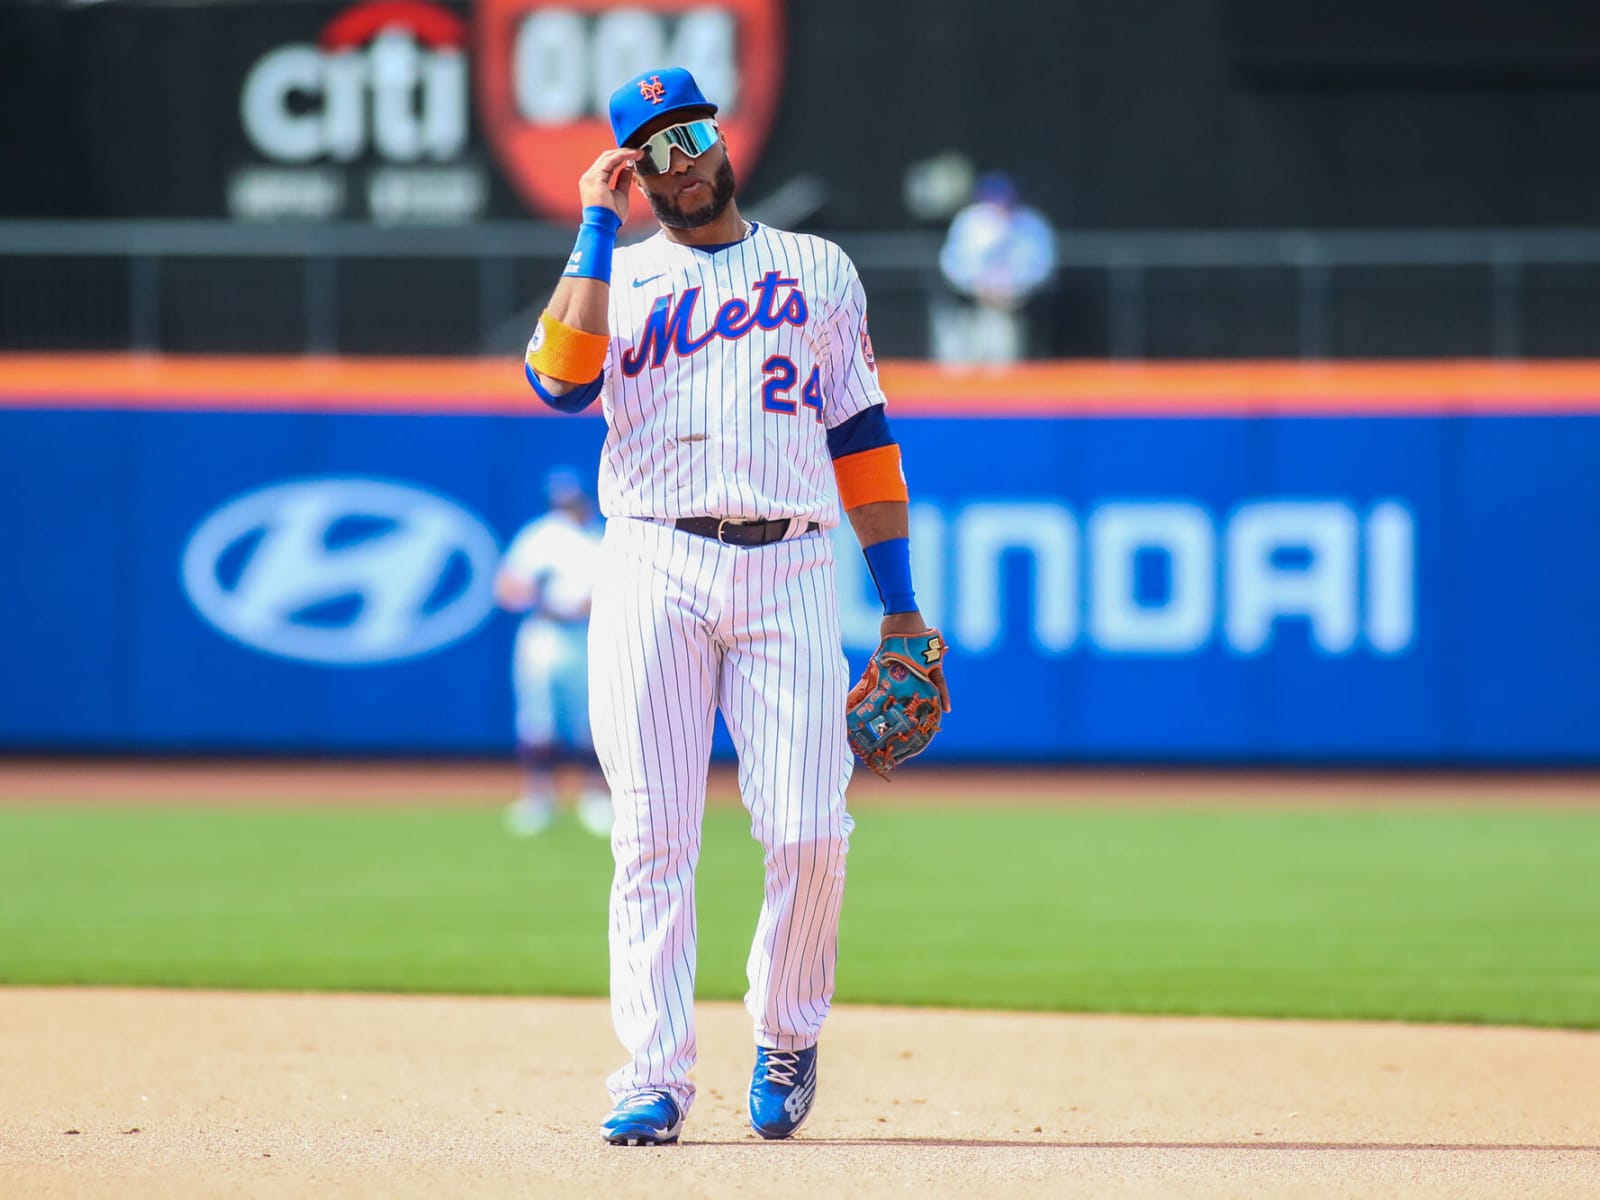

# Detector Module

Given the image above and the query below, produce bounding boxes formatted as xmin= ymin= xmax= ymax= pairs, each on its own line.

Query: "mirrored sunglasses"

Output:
xmin=634 ymin=118 xmax=721 ymax=177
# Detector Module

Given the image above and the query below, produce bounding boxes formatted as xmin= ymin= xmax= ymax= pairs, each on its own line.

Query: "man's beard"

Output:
xmin=648 ymin=158 xmax=737 ymax=230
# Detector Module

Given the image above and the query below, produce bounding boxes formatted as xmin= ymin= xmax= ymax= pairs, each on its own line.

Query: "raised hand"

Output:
xmin=580 ymin=148 xmax=644 ymax=223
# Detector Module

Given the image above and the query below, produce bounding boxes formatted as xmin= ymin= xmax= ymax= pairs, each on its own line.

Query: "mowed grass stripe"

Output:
xmin=1 ymin=805 xmax=1596 ymax=1028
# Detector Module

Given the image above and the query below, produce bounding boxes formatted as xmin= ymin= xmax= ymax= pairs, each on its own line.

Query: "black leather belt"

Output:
xmin=674 ymin=516 xmax=819 ymax=546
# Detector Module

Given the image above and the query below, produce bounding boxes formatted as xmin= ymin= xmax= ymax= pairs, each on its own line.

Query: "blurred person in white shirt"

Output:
xmin=935 ymin=171 xmax=1057 ymax=365
xmin=495 ymin=468 xmax=611 ymax=837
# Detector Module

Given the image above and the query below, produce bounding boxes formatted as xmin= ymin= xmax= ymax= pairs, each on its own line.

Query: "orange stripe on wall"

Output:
xmin=0 ymin=355 xmax=531 ymax=414
xmin=2 ymin=355 xmax=1600 ymax=416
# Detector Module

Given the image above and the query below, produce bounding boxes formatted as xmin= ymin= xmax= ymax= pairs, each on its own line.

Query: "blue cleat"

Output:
xmin=748 ymin=1045 xmax=818 ymax=1140
xmin=600 ymin=1089 xmax=684 ymax=1146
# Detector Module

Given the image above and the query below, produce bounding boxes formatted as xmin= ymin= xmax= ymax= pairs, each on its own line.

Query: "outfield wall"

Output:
xmin=3 ymin=358 xmax=1597 ymax=763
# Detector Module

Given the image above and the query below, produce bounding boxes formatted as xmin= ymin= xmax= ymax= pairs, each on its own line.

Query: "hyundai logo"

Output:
xmin=182 ymin=477 xmax=499 ymax=666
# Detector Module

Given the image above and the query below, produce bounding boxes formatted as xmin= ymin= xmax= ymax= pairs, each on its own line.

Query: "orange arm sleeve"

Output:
xmin=525 ymin=312 xmax=609 ymax=385
xmin=833 ymin=444 xmax=909 ymax=510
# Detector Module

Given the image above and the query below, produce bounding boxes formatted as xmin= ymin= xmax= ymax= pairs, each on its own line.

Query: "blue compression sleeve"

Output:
xmin=862 ymin=537 xmax=917 ymax=615
xmin=826 ymin=404 xmax=894 ymax=459
xmin=563 ymin=206 xmax=622 ymax=282
xmin=524 ymin=361 xmax=603 ymax=413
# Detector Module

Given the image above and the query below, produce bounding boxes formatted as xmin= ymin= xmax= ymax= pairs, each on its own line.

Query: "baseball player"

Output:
xmin=521 ymin=67 xmax=950 ymax=1146
xmin=495 ymin=468 xmax=611 ymax=838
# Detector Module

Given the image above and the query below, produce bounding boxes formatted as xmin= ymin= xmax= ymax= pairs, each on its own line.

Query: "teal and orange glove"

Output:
xmin=845 ymin=631 xmax=947 ymax=780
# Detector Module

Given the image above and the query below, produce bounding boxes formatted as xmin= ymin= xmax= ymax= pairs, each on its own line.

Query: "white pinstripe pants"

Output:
xmin=589 ymin=517 xmax=854 ymax=1113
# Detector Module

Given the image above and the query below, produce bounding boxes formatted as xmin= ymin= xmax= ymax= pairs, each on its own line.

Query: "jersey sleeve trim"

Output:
xmin=825 ymin=403 xmax=894 ymax=458
xmin=524 ymin=361 xmax=603 ymax=413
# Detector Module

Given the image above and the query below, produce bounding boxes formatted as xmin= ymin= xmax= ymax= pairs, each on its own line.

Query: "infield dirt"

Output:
xmin=3 ymin=988 xmax=1598 ymax=1199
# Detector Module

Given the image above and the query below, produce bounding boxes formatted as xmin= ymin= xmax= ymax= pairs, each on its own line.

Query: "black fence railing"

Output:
xmin=3 ymin=221 xmax=1599 ymax=359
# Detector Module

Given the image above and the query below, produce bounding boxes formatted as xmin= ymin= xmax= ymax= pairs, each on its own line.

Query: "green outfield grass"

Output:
xmin=2 ymin=802 xmax=1597 ymax=1028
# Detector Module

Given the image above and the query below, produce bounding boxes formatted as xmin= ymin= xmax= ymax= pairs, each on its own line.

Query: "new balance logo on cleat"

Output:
xmin=783 ymin=1075 xmax=817 ymax=1121
xmin=748 ymin=1045 xmax=819 ymax=1140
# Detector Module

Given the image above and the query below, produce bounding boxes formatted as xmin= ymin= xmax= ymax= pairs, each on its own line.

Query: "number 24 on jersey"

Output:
xmin=761 ymin=355 xmax=823 ymax=421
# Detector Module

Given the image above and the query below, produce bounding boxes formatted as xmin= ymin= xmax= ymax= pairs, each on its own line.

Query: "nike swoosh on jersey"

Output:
xmin=632 ymin=274 xmax=667 ymax=288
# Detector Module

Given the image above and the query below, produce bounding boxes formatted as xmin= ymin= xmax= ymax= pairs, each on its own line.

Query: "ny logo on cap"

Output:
xmin=638 ymin=75 xmax=666 ymax=104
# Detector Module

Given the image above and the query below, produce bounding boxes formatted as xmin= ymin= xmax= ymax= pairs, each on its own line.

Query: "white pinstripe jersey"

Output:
xmin=593 ymin=223 xmax=885 ymax=528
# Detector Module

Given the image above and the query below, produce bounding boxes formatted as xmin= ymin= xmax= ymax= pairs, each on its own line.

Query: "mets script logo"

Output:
xmin=620 ymin=271 xmax=808 ymax=376
xmin=182 ymin=478 xmax=499 ymax=666
xmin=638 ymin=75 xmax=667 ymax=104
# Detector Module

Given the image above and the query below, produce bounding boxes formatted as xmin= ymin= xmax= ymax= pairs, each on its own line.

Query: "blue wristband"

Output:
xmin=862 ymin=537 xmax=917 ymax=615
xmin=563 ymin=205 xmax=622 ymax=282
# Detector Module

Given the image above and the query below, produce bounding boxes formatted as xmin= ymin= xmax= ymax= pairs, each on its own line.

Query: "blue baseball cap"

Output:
xmin=609 ymin=67 xmax=718 ymax=147
xmin=976 ymin=171 xmax=1019 ymax=206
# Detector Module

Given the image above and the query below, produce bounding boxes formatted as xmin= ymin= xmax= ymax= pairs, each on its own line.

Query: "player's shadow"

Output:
xmin=687 ymin=1138 xmax=1600 ymax=1152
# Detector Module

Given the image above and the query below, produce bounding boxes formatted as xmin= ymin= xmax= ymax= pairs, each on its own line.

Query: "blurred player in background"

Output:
xmin=495 ymin=468 xmax=612 ymax=837
xmin=935 ymin=170 xmax=1057 ymax=365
